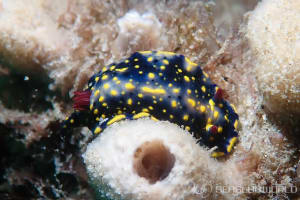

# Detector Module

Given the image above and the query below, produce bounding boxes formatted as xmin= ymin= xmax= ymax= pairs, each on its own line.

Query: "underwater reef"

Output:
xmin=0 ymin=0 xmax=299 ymax=199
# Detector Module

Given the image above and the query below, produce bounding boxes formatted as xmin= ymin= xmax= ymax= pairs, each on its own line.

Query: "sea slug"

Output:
xmin=62 ymin=51 xmax=239 ymax=157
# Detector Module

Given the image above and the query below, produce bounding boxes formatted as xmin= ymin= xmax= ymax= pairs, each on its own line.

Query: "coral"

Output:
xmin=83 ymin=119 xmax=247 ymax=200
xmin=247 ymin=0 xmax=300 ymax=124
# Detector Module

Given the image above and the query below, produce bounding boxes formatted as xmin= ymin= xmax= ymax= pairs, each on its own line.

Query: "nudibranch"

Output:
xmin=61 ymin=51 xmax=239 ymax=157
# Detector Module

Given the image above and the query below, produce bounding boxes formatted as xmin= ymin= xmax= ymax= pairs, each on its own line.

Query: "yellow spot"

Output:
xmin=153 ymin=100 xmax=157 ymax=104
xmin=201 ymin=86 xmax=206 ymax=93
xmin=111 ymin=90 xmax=118 ymax=96
xmin=207 ymin=118 xmax=212 ymax=124
xmin=91 ymin=87 xmax=95 ymax=91
xmin=102 ymin=102 xmax=107 ymax=107
xmin=159 ymin=97 xmax=163 ymax=101
xmin=187 ymin=98 xmax=196 ymax=107
xmin=94 ymin=127 xmax=102 ymax=134
xmin=185 ymin=57 xmax=197 ymax=71
xmin=172 ymin=88 xmax=180 ymax=94
xmin=159 ymin=73 xmax=163 ymax=76
xmin=187 ymin=89 xmax=192 ymax=94
xmin=185 ymin=126 xmax=191 ymax=131
xmin=142 ymin=108 xmax=149 ymax=112
xmin=94 ymin=90 xmax=100 ymax=96
xmin=141 ymin=87 xmax=166 ymax=95
xmin=168 ymin=83 xmax=173 ymax=87
xmin=214 ymin=111 xmax=219 ymax=119
xmin=203 ymin=78 xmax=207 ymax=82
xmin=138 ymin=93 xmax=143 ymax=98
xmin=234 ymin=120 xmax=239 ymax=129
xmin=116 ymin=80 xmax=121 ymax=84
xmin=127 ymin=98 xmax=132 ymax=105
xmin=184 ymin=76 xmax=190 ymax=82
xmin=203 ymin=72 xmax=208 ymax=78
xmin=231 ymin=104 xmax=237 ymax=113
xmin=125 ymin=59 xmax=129 ymax=63
xmin=160 ymin=65 xmax=166 ymax=70
xmin=134 ymin=65 xmax=140 ymax=69
xmin=117 ymin=110 xmax=122 ymax=114
xmin=183 ymin=115 xmax=189 ymax=121
xmin=174 ymin=78 xmax=177 ymax=81
xmin=163 ymin=59 xmax=169 ymax=65
xmin=134 ymin=58 xmax=138 ymax=62
xmin=70 ymin=119 xmax=74 ymax=124
xmin=102 ymin=67 xmax=108 ymax=72
xmin=121 ymin=91 xmax=125 ymax=95
xmin=96 ymin=117 xmax=100 ymax=121
xmin=224 ymin=115 xmax=229 ymax=122
xmin=110 ymin=65 xmax=116 ymax=70
xmin=139 ymin=71 xmax=143 ymax=74
xmin=157 ymin=51 xmax=175 ymax=56
xmin=211 ymin=152 xmax=225 ymax=158
xmin=192 ymin=76 xmax=195 ymax=81
xmin=65 ymin=117 xmax=69 ymax=120
xmin=103 ymin=83 xmax=110 ymax=90
xmin=171 ymin=100 xmax=177 ymax=107
xmin=163 ymin=109 xmax=166 ymax=113
xmin=116 ymin=67 xmax=128 ymax=72
xmin=101 ymin=114 xmax=106 ymax=118
xmin=205 ymin=124 xmax=213 ymax=131
xmin=219 ymin=103 xmax=223 ymax=108
xmin=125 ymin=82 xmax=135 ymax=90
xmin=200 ymin=105 xmax=206 ymax=113
xmin=99 ymin=96 xmax=104 ymax=102
xmin=147 ymin=57 xmax=153 ymax=62
xmin=94 ymin=109 xmax=99 ymax=115
xmin=90 ymin=104 xmax=93 ymax=110
xmin=132 ymin=110 xmax=136 ymax=114
xmin=107 ymin=114 xmax=126 ymax=125
xmin=102 ymin=74 xmax=108 ymax=80
xmin=129 ymin=79 xmax=133 ymax=82
xmin=151 ymin=116 xmax=158 ymax=121
xmin=133 ymin=112 xmax=150 ymax=119
xmin=148 ymin=73 xmax=155 ymax=79
xmin=139 ymin=51 xmax=152 ymax=54
xmin=170 ymin=114 xmax=174 ymax=119
xmin=209 ymin=99 xmax=215 ymax=107
xmin=227 ymin=137 xmax=237 ymax=152
xmin=218 ymin=126 xmax=223 ymax=133
xmin=177 ymin=69 xmax=183 ymax=73
xmin=113 ymin=77 xmax=118 ymax=81
xmin=210 ymin=104 xmax=215 ymax=112
xmin=95 ymin=77 xmax=99 ymax=82
xmin=148 ymin=106 xmax=154 ymax=110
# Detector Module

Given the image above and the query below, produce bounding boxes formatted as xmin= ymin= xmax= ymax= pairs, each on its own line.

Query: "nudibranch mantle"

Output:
xmin=62 ymin=51 xmax=239 ymax=157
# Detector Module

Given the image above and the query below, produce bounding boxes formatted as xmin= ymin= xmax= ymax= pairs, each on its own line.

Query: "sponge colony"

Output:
xmin=247 ymin=0 xmax=300 ymax=121
xmin=83 ymin=119 xmax=223 ymax=200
